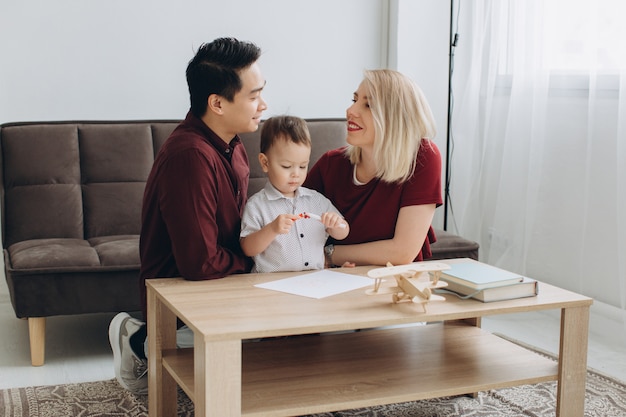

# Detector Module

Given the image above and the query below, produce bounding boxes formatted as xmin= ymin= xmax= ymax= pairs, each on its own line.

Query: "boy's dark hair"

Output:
xmin=186 ymin=37 xmax=262 ymax=117
xmin=260 ymin=116 xmax=311 ymax=154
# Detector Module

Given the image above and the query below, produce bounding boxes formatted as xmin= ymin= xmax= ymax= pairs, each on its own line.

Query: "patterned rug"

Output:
xmin=1 ymin=342 xmax=625 ymax=417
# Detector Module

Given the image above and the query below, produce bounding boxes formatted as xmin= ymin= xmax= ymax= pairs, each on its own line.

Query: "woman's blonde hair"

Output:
xmin=346 ymin=69 xmax=437 ymax=183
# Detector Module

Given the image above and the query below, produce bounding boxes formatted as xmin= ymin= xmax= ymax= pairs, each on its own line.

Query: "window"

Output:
xmin=544 ymin=0 xmax=626 ymax=72
xmin=491 ymin=0 xmax=624 ymax=94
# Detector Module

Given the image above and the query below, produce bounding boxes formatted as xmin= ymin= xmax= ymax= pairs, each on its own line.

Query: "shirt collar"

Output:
xmin=184 ymin=111 xmax=241 ymax=159
xmin=263 ymin=181 xmax=315 ymax=201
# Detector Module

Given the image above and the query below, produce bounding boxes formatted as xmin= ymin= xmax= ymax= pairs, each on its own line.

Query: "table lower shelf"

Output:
xmin=162 ymin=322 xmax=558 ymax=416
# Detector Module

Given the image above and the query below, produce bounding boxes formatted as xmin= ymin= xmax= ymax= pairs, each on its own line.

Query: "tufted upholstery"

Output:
xmin=0 ymin=118 xmax=478 ymax=365
xmin=1 ymin=121 xmax=178 ymax=324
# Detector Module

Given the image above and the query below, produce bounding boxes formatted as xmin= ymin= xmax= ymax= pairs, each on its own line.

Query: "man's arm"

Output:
xmin=160 ymin=150 xmax=250 ymax=279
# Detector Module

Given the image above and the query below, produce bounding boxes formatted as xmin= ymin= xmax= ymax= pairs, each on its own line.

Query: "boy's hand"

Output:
xmin=320 ymin=212 xmax=347 ymax=230
xmin=271 ymin=214 xmax=298 ymax=235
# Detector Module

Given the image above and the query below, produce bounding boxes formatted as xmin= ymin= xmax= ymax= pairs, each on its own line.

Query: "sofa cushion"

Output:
xmin=6 ymin=235 xmax=140 ymax=273
xmin=1 ymin=124 xmax=83 ymax=246
xmin=7 ymin=238 xmax=99 ymax=271
xmin=79 ymin=124 xmax=154 ymax=183
xmin=150 ymin=122 xmax=179 ymax=157
xmin=82 ymin=183 xmax=146 ymax=237
xmin=79 ymin=124 xmax=155 ymax=238
xmin=4 ymin=184 xmax=83 ymax=245
xmin=430 ymin=229 xmax=480 ymax=260
xmin=89 ymin=235 xmax=140 ymax=267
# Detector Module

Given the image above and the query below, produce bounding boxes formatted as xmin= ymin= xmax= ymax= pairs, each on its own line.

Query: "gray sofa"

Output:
xmin=0 ymin=119 xmax=478 ymax=366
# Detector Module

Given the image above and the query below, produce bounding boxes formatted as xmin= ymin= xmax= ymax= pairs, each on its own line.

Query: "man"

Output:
xmin=108 ymin=37 xmax=267 ymax=394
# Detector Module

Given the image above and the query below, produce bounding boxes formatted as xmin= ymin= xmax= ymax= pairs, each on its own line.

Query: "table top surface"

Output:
xmin=146 ymin=258 xmax=592 ymax=341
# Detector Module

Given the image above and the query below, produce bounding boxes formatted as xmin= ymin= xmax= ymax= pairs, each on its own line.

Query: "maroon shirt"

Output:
xmin=303 ymin=141 xmax=442 ymax=261
xmin=139 ymin=112 xmax=253 ymax=318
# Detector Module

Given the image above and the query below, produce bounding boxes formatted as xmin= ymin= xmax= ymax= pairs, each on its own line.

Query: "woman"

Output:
xmin=303 ymin=69 xmax=442 ymax=267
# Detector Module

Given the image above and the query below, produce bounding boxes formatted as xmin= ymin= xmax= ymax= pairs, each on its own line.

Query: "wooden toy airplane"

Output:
xmin=365 ymin=261 xmax=451 ymax=312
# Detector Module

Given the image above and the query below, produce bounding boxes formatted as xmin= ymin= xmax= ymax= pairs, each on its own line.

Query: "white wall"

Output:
xmin=393 ymin=0 xmax=450 ymax=149
xmin=0 ymin=0 xmax=388 ymax=123
xmin=392 ymin=0 xmax=451 ymax=229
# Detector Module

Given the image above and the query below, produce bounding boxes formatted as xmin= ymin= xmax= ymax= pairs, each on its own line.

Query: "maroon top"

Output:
xmin=303 ymin=140 xmax=442 ymax=261
xmin=139 ymin=112 xmax=253 ymax=319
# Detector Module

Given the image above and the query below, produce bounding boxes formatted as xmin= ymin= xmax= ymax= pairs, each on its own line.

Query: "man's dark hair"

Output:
xmin=260 ymin=115 xmax=311 ymax=154
xmin=186 ymin=37 xmax=261 ymax=117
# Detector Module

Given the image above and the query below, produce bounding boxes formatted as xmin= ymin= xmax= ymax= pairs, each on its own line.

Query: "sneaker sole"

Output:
xmin=108 ymin=312 xmax=132 ymax=391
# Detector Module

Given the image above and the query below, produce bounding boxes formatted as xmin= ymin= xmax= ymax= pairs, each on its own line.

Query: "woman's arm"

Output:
xmin=330 ymin=203 xmax=436 ymax=266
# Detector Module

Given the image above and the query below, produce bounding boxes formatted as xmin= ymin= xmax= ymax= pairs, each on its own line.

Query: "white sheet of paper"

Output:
xmin=255 ymin=269 xmax=373 ymax=299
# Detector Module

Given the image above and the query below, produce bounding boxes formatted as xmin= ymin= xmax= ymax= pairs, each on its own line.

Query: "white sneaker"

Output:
xmin=108 ymin=312 xmax=148 ymax=395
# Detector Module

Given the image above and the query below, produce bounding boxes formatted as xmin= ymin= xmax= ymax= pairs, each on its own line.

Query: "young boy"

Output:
xmin=240 ymin=116 xmax=350 ymax=273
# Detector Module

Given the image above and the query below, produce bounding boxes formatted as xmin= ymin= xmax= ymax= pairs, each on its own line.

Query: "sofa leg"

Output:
xmin=28 ymin=317 xmax=46 ymax=366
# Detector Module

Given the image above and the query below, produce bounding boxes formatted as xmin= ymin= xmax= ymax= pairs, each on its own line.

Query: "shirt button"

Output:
xmin=304 ymin=262 xmax=309 ymax=267
xmin=225 ymin=148 xmax=231 ymax=154
xmin=300 ymin=233 xmax=304 ymax=238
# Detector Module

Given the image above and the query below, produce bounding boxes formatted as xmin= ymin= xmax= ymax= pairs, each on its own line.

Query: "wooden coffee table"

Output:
xmin=146 ymin=260 xmax=592 ymax=417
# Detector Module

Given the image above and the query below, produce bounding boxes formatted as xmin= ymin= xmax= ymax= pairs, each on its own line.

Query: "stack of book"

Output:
xmin=434 ymin=261 xmax=538 ymax=302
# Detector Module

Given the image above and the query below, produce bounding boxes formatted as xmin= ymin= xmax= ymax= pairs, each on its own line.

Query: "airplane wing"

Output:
xmin=367 ymin=262 xmax=451 ymax=280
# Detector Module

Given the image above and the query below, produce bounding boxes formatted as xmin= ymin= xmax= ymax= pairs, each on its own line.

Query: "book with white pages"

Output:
xmin=435 ymin=276 xmax=539 ymax=302
xmin=437 ymin=261 xmax=524 ymax=290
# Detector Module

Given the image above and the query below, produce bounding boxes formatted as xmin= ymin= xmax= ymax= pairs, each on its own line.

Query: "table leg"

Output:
xmin=194 ymin=337 xmax=242 ymax=417
xmin=147 ymin=286 xmax=178 ymax=417
xmin=444 ymin=318 xmax=481 ymax=398
xmin=556 ymin=305 xmax=590 ymax=417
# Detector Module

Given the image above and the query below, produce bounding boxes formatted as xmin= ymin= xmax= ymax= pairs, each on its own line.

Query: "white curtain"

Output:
xmin=449 ymin=0 xmax=626 ymax=330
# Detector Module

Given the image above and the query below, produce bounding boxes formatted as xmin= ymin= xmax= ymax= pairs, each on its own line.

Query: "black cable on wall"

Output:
xmin=444 ymin=0 xmax=460 ymax=231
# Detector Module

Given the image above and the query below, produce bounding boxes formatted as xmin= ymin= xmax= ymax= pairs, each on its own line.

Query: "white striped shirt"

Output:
xmin=241 ymin=182 xmax=343 ymax=273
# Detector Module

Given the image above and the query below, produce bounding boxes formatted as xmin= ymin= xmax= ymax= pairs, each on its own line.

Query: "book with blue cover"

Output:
xmin=437 ymin=276 xmax=538 ymax=302
xmin=439 ymin=262 xmax=524 ymax=290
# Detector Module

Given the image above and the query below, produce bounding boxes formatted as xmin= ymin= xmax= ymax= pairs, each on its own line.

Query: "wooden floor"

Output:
xmin=1 ymin=276 xmax=625 ymax=390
